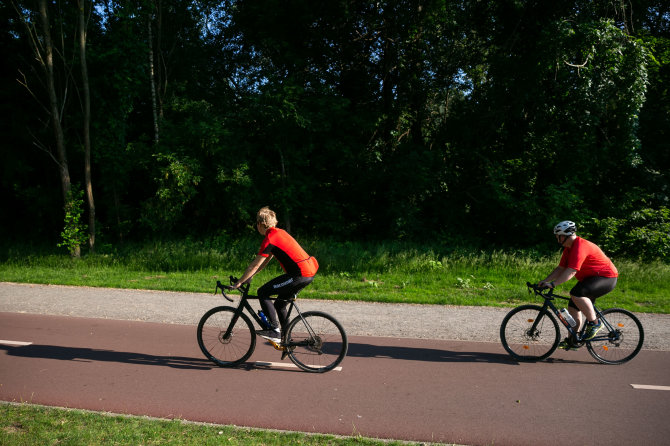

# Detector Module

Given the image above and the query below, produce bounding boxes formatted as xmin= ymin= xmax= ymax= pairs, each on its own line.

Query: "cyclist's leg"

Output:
xmin=258 ymin=275 xmax=314 ymax=330
xmin=566 ymin=299 xmax=585 ymax=333
xmin=257 ymin=275 xmax=294 ymax=330
xmin=275 ymin=276 xmax=314 ymax=331
xmin=568 ymin=296 xmax=593 ymax=329
xmin=569 ymin=277 xmax=617 ymax=337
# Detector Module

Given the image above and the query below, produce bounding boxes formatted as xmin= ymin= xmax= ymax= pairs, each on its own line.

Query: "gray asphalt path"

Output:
xmin=1 ymin=282 xmax=669 ymax=349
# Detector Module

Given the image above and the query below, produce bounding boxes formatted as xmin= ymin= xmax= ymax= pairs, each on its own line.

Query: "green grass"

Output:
xmin=1 ymin=238 xmax=669 ymax=313
xmin=0 ymin=402 xmax=435 ymax=446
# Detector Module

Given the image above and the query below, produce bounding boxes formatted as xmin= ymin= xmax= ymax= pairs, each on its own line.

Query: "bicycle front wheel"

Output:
xmin=500 ymin=305 xmax=560 ymax=361
xmin=586 ymin=308 xmax=644 ymax=365
xmin=285 ymin=311 xmax=348 ymax=373
xmin=197 ymin=306 xmax=256 ymax=367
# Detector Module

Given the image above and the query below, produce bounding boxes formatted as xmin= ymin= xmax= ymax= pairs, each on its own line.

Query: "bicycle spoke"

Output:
xmin=586 ymin=308 xmax=644 ymax=365
xmin=197 ymin=307 xmax=255 ymax=367
xmin=286 ymin=311 xmax=347 ymax=373
xmin=500 ymin=305 xmax=560 ymax=361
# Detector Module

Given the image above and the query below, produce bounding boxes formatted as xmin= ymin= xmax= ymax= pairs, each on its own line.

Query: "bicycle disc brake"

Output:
xmin=608 ymin=329 xmax=623 ymax=346
xmin=307 ymin=335 xmax=324 ymax=354
xmin=525 ymin=328 xmax=541 ymax=340
xmin=218 ymin=331 xmax=233 ymax=344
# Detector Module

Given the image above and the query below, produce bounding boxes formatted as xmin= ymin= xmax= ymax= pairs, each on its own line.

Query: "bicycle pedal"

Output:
xmin=269 ymin=340 xmax=285 ymax=351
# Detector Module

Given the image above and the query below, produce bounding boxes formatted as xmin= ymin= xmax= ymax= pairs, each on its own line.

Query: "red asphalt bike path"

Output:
xmin=1 ymin=312 xmax=669 ymax=446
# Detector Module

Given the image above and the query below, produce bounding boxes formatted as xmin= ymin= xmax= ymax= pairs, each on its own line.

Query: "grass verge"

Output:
xmin=1 ymin=238 xmax=668 ymax=313
xmin=0 ymin=402 xmax=440 ymax=445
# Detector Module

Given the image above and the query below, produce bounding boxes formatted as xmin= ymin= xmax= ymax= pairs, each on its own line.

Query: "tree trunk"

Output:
xmin=78 ymin=0 xmax=95 ymax=253
xmin=38 ymin=0 xmax=78 ymax=257
xmin=148 ymin=17 xmax=160 ymax=144
xmin=278 ymin=146 xmax=291 ymax=233
xmin=38 ymin=0 xmax=72 ymax=203
xmin=155 ymin=0 xmax=164 ymax=120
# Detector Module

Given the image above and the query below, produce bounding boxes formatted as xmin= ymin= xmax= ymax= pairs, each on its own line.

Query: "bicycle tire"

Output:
xmin=285 ymin=311 xmax=348 ymax=373
xmin=586 ymin=308 xmax=644 ymax=365
xmin=500 ymin=304 xmax=560 ymax=361
xmin=197 ymin=306 xmax=256 ymax=367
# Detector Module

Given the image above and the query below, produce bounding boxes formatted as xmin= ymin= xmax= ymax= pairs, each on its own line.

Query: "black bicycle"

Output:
xmin=500 ymin=282 xmax=644 ymax=365
xmin=197 ymin=276 xmax=348 ymax=373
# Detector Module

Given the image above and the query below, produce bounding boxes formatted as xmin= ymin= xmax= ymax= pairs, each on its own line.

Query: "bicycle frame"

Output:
xmin=199 ymin=276 xmax=348 ymax=372
xmin=215 ymin=278 xmax=314 ymax=350
xmin=526 ymin=283 xmax=617 ymax=344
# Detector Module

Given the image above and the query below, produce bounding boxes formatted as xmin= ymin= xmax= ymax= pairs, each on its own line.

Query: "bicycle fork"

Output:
xmin=291 ymin=303 xmax=318 ymax=340
xmin=526 ymin=303 xmax=552 ymax=339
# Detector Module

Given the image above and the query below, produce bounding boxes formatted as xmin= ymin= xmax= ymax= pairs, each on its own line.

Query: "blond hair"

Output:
xmin=256 ymin=207 xmax=278 ymax=228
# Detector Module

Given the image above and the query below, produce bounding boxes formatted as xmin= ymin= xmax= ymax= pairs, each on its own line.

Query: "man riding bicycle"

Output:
xmin=231 ymin=207 xmax=318 ymax=344
xmin=538 ymin=220 xmax=618 ymax=350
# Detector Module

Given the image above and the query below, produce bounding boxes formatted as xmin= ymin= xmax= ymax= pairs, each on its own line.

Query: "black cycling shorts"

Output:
xmin=568 ymin=276 xmax=617 ymax=309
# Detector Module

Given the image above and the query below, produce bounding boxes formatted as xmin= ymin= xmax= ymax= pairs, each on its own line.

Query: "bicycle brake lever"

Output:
xmin=215 ymin=280 xmax=234 ymax=302
xmin=221 ymin=293 xmax=234 ymax=303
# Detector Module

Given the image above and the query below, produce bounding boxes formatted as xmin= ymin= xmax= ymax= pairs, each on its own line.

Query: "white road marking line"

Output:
xmin=0 ymin=340 xmax=33 ymax=346
xmin=631 ymin=384 xmax=670 ymax=391
xmin=254 ymin=361 xmax=342 ymax=371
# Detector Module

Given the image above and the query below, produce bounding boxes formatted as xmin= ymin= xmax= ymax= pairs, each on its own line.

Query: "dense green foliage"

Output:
xmin=57 ymin=186 xmax=88 ymax=257
xmin=1 ymin=1 xmax=669 ymax=259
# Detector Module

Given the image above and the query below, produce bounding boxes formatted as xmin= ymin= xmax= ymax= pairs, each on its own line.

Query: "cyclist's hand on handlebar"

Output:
xmin=232 ymin=278 xmax=252 ymax=289
xmin=229 ymin=277 xmax=250 ymax=291
xmin=536 ymin=280 xmax=555 ymax=290
xmin=227 ymin=276 xmax=241 ymax=290
xmin=230 ymin=280 xmax=248 ymax=289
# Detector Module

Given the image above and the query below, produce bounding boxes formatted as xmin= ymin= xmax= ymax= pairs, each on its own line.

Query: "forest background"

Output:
xmin=1 ymin=0 xmax=669 ymax=263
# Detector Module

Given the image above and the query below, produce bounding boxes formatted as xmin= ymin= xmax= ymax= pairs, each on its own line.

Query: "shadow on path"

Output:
xmin=1 ymin=344 xmax=213 ymax=370
xmin=347 ymin=342 xmax=515 ymax=364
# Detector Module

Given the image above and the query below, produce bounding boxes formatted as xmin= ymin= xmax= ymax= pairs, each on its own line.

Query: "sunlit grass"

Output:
xmin=0 ymin=402 xmax=425 ymax=446
xmin=1 ymin=238 xmax=668 ymax=313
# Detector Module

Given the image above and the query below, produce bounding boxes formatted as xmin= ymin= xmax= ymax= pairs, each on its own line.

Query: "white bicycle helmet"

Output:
xmin=554 ymin=220 xmax=576 ymax=236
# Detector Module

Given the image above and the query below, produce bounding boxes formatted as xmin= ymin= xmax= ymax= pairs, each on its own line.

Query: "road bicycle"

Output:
xmin=500 ymin=282 xmax=644 ymax=364
xmin=197 ymin=276 xmax=348 ymax=373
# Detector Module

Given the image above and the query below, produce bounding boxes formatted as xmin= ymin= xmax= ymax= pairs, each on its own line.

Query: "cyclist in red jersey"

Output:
xmin=232 ymin=207 xmax=318 ymax=343
xmin=538 ymin=221 xmax=618 ymax=350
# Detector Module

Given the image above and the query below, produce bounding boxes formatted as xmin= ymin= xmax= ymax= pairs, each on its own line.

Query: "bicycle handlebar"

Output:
xmin=214 ymin=281 xmax=234 ymax=302
xmin=526 ymin=281 xmax=555 ymax=298
xmin=214 ymin=275 xmax=250 ymax=302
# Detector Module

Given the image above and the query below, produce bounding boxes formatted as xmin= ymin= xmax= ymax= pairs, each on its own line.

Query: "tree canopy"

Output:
xmin=1 ymin=0 xmax=669 ymax=260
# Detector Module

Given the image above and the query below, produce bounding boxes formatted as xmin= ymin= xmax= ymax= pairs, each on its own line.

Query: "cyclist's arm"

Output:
xmin=539 ymin=266 xmax=577 ymax=288
xmin=233 ymin=254 xmax=273 ymax=288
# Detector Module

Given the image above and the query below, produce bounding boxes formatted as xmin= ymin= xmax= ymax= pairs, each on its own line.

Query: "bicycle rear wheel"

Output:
xmin=500 ymin=304 xmax=560 ymax=361
xmin=586 ymin=308 xmax=644 ymax=365
xmin=197 ymin=306 xmax=256 ymax=367
xmin=285 ymin=311 xmax=348 ymax=373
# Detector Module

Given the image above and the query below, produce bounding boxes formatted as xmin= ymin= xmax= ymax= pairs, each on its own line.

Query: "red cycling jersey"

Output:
xmin=258 ymin=227 xmax=318 ymax=277
xmin=559 ymin=236 xmax=618 ymax=281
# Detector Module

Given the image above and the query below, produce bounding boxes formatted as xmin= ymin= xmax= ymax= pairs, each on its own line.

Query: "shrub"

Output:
xmin=588 ymin=207 xmax=670 ymax=261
